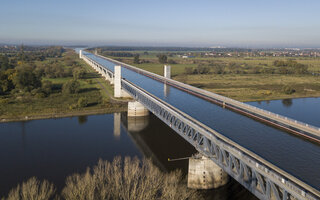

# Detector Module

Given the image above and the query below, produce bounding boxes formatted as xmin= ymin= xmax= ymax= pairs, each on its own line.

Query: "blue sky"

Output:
xmin=0 ymin=0 xmax=319 ymax=47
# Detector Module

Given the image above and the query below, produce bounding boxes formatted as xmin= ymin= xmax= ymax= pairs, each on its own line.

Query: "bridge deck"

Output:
xmin=85 ymin=52 xmax=320 ymax=192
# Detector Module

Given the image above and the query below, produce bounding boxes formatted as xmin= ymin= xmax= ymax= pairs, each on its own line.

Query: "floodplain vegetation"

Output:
xmin=1 ymin=157 xmax=200 ymax=200
xmin=96 ymin=48 xmax=320 ymax=102
xmin=0 ymin=46 xmax=126 ymax=122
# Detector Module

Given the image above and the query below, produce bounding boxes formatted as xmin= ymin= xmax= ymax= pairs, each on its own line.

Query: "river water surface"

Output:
xmin=0 ymin=97 xmax=319 ymax=199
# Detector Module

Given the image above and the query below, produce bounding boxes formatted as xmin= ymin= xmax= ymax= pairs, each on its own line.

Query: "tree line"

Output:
xmin=0 ymin=48 xmax=86 ymax=99
xmin=184 ymin=60 xmax=309 ymax=75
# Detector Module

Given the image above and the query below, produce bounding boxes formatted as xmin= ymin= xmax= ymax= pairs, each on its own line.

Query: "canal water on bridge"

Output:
xmin=85 ymin=52 xmax=320 ymax=191
xmin=0 ymin=113 xmax=256 ymax=199
xmin=247 ymin=97 xmax=320 ymax=127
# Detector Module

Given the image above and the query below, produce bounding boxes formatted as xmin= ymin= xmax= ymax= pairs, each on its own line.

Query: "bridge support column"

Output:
xmin=188 ymin=154 xmax=229 ymax=189
xmin=79 ymin=50 xmax=83 ymax=59
xmin=164 ymin=65 xmax=171 ymax=79
xmin=128 ymin=101 xmax=149 ymax=117
xmin=114 ymin=65 xmax=131 ymax=98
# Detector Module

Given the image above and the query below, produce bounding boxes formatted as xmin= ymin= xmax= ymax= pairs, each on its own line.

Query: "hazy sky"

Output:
xmin=1 ymin=0 xmax=319 ymax=47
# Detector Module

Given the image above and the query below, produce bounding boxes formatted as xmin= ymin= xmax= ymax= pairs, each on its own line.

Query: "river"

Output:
xmin=0 ymin=97 xmax=319 ymax=199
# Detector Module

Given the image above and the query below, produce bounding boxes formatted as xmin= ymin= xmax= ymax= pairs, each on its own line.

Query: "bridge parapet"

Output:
xmin=122 ymin=79 xmax=320 ymax=200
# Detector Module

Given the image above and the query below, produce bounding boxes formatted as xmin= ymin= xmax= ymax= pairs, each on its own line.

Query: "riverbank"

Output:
xmin=0 ymin=106 xmax=127 ymax=123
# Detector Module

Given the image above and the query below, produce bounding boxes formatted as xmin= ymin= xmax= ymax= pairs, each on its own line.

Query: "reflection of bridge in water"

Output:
xmin=114 ymin=112 xmax=257 ymax=200
xmin=80 ymin=50 xmax=320 ymax=200
xmin=115 ymin=112 xmax=194 ymax=171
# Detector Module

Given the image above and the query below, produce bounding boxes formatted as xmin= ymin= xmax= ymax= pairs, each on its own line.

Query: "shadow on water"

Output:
xmin=78 ymin=115 xmax=88 ymax=125
xmin=120 ymin=113 xmax=257 ymax=200
xmin=282 ymin=98 xmax=293 ymax=107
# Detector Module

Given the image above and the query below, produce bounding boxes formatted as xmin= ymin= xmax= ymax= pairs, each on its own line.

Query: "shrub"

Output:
xmin=35 ymin=92 xmax=46 ymax=98
xmin=77 ymin=97 xmax=88 ymax=108
xmin=62 ymin=80 xmax=80 ymax=94
xmin=73 ymin=68 xmax=86 ymax=79
xmin=195 ymin=65 xmax=210 ymax=74
xmin=2 ymin=157 xmax=200 ymax=200
xmin=282 ymin=85 xmax=296 ymax=94
xmin=184 ymin=67 xmax=194 ymax=75
xmin=157 ymin=54 xmax=167 ymax=64
xmin=274 ymin=60 xmax=308 ymax=74
xmin=133 ymin=54 xmax=140 ymax=64
xmin=41 ymin=80 xmax=53 ymax=96
xmin=62 ymin=157 xmax=199 ymax=200
xmin=212 ymin=65 xmax=224 ymax=74
xmin=167 ymin=59 xmax=177 ymax=64
xmin=87 ymin=80 xmax=93 ymax=84
xmin=13 ymin=69 xmax=42 ymax=91
xmin=4 ymin=177 xmax=55 ymax=200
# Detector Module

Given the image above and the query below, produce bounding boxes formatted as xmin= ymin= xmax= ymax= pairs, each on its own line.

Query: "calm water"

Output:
xmin=85 ymin=52 xmax=320 ymax=190
xmin=0 ymin=113 xmax=256 ymax=199
xmin=248 ymin=97 xmax=320 ymax=127
xmin=0 ymin=97 xmax=319 ymax=198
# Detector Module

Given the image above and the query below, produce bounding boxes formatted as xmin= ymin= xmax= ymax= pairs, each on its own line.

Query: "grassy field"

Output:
xmin=0 ymin=51 xmax=127 ymax=122
xmin=175 ymin=74 xmax=320 ymax=101
xmin=106 ymin=52 xmax=320 ymax=102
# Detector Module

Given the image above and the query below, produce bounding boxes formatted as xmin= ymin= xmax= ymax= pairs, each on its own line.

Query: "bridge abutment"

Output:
xmin=188 ymin=154 xmax=229 ymax=189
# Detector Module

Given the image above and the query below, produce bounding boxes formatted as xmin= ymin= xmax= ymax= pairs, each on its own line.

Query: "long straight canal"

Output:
xmin=84 ymin=51 xmax=320 ymax=191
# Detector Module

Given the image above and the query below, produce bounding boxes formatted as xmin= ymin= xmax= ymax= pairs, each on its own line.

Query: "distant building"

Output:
xmin=181 ymin=55 xmax=195 ymax=58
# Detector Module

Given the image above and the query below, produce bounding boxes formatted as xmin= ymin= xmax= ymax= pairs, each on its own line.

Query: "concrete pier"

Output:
xmin=114 ymin=65 xmax=131 ymax=98
xmin=79 ymin=50 xmax=83 ymax=59
xmin=164 ymin=65 xmax=171 ymax=79
xmin=128 ymin=101 xmax=149 ymax=117
xmin=188 ymin=154 xmax=229 ymax=189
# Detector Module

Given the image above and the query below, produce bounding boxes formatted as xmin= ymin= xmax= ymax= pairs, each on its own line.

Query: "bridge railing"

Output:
xmin=121 ymin=79 xmax=320 ymax=200
xmin=94 ymin=53 xmax=320 ymax=139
